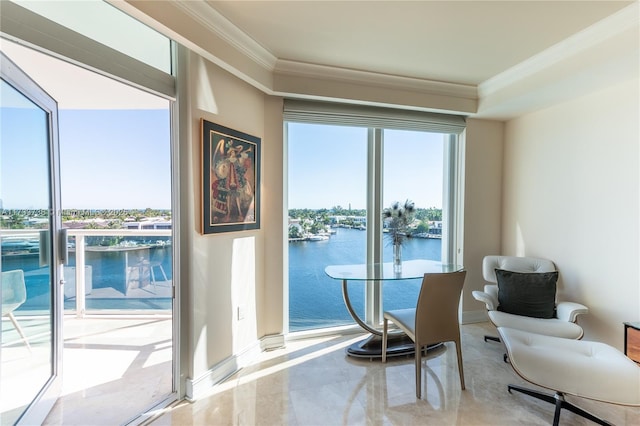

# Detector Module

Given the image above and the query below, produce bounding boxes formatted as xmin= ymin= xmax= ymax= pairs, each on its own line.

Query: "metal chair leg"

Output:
xmin=7 ymin=312 xmax=31 ymax=351
xmin=508 ymin=385 xmax=614 ymax=426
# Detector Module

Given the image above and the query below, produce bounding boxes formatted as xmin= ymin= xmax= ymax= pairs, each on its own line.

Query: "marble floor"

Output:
xmin=43 ymin=316 xmax=173 ymax=426
xmin=147 ymin=322 xmax=639 ymax=426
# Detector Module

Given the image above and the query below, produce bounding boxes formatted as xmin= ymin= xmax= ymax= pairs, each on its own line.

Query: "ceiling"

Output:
xmin=189 ymin=0 xmax=638 ymax=119
xmin=206 ymin=0 xmax=632 ymax=87
xmin=2 ymin=1 xmax=637 ymax=118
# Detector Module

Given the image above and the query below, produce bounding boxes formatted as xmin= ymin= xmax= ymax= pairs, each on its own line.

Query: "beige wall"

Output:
xmin=461 ymin=119 xmax=504 ymax=322
xmin=179 ymin=47 xmax=637 ymax=393
xmin=184 ymin=52 xmax=282 ymax=384
xmin=502 ymin=78 xmax=639 ymax=348
xmin=180 ymin=49 xmax=508 ymax=388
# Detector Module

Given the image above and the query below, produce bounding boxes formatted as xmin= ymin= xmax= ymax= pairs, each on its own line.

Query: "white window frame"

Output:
xmin=284 ymin=100 xmax=466 ymax=333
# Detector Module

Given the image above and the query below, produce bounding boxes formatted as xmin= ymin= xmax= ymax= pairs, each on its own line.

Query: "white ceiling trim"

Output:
xmin=274 ymin=59 xmax=477 ymax=101
xmin=115 ymin=0 xmax=637 ymax=119
xmin=478 ymin=2 xmax=639 ymax=99
xmin=172 ymin=0 xmax=277 ymax=71
xmin=176 ymin=0 xmax=475 ymax=103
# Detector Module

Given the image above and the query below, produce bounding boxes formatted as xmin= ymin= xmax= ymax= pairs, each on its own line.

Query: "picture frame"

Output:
xmin=201 ymin=119 xmax=260 ymax=234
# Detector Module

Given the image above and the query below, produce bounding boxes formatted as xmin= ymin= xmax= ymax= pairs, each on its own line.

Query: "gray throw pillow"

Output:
xmin=495 ymin=269 xmax=558 ymax=319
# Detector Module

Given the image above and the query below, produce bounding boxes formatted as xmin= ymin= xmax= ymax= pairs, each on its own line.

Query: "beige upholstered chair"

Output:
xmin=473 ymin=256 xmax=588 ymax=342
xmin=2 ymin=269 xmax=31 ymax=350
xmin=382 ymin=270 xmax=467 ymax=399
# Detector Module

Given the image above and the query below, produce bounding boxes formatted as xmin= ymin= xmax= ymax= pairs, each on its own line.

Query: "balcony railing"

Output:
xmin=1 ymin=228 xmax=172 ymax=318
xmin=67 ymin=229 xmax=172 ymax=316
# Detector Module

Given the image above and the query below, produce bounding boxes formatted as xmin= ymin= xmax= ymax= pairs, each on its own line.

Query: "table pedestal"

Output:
xmin=346 ymin=333 xmax=443 ymax=360
xmin=325 ymin=260 xmax=462 ymax=361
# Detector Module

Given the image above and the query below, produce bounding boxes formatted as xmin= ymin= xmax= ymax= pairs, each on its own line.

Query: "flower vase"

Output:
xmin=393 ymin=243 xmax=402 ymax=273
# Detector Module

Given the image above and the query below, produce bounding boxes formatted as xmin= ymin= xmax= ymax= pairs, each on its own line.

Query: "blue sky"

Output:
xmin=3 ymin=105 xmax=442 ymax=212
xmin=58 ymin=109 xmax=171 ymax=209
xmin=288 ymin=123 xmax=444 ymax=210
xmin=1 ymin=105 xmax=171 ymax=210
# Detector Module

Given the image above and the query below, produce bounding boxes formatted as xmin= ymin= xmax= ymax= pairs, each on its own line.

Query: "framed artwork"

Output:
xmin=202 ymin=119 xmax=260 ymax=234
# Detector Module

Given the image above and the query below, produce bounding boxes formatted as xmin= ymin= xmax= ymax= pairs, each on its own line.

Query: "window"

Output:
xmin=287 ymin=123 xmax=368 ymax=330
xmin=285 ymin=101 xmax=465 ymax=333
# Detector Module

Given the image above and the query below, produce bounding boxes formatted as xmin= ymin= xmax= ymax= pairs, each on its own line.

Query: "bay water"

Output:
xmin=6 ymin=229 xmax=441 ymax=321
xmin=289 ymin=227 xmax=442 ymax=331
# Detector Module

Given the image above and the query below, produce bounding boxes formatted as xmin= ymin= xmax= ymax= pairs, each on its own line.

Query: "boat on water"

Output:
xmin=307 ymin=235 xmax=329 ymax=241
xmin=1 ymin=237 xmax=40 ymax=255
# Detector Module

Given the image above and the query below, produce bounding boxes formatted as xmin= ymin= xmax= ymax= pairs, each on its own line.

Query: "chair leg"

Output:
xmin=508 ymin=385 xmax=614 ymax=426
xmin=8 ymin=312 xmax=31 ymax=351
xmin=455 ymin=340 xmax=465 ymax=390
xmin=150 ymin=264 xmax=168 ymax=283
xmin=158 ymin=264 xmax=168 ymax=281
xmin=484 ymin=335 xmax=500 ymax=343
xmin=381 ymin=318 xmax=388 ymax=363
xmin=415 ymin=341 xmax=422 ymax=399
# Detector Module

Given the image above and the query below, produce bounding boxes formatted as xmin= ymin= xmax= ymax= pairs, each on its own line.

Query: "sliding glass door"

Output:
xmin=1 ymin=51 xmax=63 ymax=426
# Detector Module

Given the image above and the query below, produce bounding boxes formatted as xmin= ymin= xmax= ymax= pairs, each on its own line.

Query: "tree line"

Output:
xmin=288 ymin=206 xmax=442 ymax=238
xmin=0 ymin=208 xmax=171 ymax=229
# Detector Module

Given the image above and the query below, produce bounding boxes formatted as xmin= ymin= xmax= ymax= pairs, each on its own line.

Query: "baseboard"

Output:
xmin=261 ymin=333 xmax=285 ymax=351
xmin=186 ymin=333 xmax=285 ymax=400
xmin=461 ymin=309 xmax=488 ymax=324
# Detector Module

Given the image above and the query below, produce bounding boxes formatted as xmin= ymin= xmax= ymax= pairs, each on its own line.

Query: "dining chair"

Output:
xmin=382 ymin=270 xmax=467 ymax=399
xmin=2 ymin=269 xmax=31 ymax=350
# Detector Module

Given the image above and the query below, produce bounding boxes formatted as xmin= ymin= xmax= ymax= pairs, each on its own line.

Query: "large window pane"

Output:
xmin=382 ymin=129 xmax=445 ymax=312
xmin=287 ymin=121 xmax=456 ymax=334
xmin=288 ymin=123 xmax=367 ymax=331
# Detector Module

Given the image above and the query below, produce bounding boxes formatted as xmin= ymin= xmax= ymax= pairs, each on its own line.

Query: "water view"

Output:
xmin=5 ymin=219 xmax=440 ymax=328
xmin=289 ymin=227 xmax=441 ymax=331
xmin=1 ymin=219 xmax=173 ymax=314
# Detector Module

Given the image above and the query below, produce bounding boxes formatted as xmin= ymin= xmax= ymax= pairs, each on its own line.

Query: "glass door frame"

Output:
xmin=2 ymin=1 xmax=181 ymax=412
xmin=1 ymin=50 xmax=64 ymax=425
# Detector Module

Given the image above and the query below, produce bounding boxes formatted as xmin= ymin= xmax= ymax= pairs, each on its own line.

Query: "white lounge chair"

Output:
xmin=473 ymin=256 xmax=588 ymax=342
xmin=498 ymin=327 xmax=640 ymax=426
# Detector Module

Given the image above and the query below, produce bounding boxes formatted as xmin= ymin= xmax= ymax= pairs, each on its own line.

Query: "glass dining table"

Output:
xmin=325 ymin=259 xmax=464 ymax=359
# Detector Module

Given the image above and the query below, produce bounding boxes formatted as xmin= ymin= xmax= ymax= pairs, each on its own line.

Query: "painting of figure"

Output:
xmin=202 ymin=120 xmax=260 ymax=233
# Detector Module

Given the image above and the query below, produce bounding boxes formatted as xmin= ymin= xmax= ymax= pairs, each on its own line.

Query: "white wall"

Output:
xmin=502 ymin=78 xmax=639 ymax=348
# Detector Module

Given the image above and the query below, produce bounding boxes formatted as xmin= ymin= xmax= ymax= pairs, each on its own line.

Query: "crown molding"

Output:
xmin=478 ymin=2 xmax=639 ymax=99
xmin=274 ymin=59 xmax=477 ymax=101
xmin=172 ymin=0 xmax=277 ymax=71
xmin=172 ymin=1 xmax=476 ymax=103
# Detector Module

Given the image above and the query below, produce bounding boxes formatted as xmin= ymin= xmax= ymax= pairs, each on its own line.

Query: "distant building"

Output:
xmin=328 ymin=215 xmax=366 ymax=226
xmin=428 ymin=221 xmax=443 ymax=236
xmin=124 ymin=218 xmax=172 ymax=229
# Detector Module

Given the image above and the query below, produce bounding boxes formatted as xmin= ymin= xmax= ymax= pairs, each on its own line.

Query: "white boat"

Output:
xmin=307 ymin=235 xmax=329 ymax=241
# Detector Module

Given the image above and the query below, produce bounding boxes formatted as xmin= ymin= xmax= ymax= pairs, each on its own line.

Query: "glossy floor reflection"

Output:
xmin=150 ymin=322 xmax=639 ymax=426
xmin=43 ymin=316 xmax=173 ymax=426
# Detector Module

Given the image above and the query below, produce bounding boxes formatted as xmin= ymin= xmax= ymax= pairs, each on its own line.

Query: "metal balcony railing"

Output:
xmin=1 ymin=228 xmax=172 ymax=318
